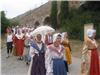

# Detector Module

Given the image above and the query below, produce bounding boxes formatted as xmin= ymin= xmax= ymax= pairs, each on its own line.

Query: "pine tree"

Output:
xmin=60 ymin=1 xmax=69 ymax=24
xmin=1 ymin=11 xmax=10 ymax=33
xmin=50 ymin=1 xmax=58 ymax=30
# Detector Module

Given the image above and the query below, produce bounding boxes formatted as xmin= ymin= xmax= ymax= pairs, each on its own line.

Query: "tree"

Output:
xmin=60 ymin=1 xmax=69 ymax=25
xmin=10 ymin=20 xmax=19 ymax=26
xmin=1 ymin=11 xmax=11 ymax=33
xmin=79 ymin=1 xmax=100 ymax=12
xmin=79 ymin=1 xmax=100 ymax=39
xmin=50 ymin=1 xmax=58 ymax=30
xmin=60 ymin=1 xmax=100 ymax=40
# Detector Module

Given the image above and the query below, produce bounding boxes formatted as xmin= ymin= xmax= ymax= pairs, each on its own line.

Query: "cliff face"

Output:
xmin=12 ymin=1 xmax=84 ymax=26
xmin=12 ymin=1 xmax=51 ymax=26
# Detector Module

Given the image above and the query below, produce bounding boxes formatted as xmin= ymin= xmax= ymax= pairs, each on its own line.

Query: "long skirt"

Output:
xmin=15 ymin=39 xmax=24 ymax=56
xmin=81 ymin=50 xmax=91 ymax=75
xmin=31 ymin=53 xmax=46 ymax=75
xmin=6 ymin=42 xmax=13 ymax=54
xmin=65 ymin=47 xmax=72 ymax=65
xmin=89 ymin=49 xmax=100 ymax=75
xmin=64 ymin=61 xmax=69 ymax=72
xmin=99 ymin=57 xmax=100 ymax=72
xmin=53 ymin=58 xmax=67 ymax=75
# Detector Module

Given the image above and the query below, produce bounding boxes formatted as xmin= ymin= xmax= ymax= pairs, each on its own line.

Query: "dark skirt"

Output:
xmin=31 ymin=53 xmax=46 ymax=75
xmin=6 ymin=42 xmax=13 ymax=54
xmin=53 ymin=58 xmax=67 ymax=75
xmin=64 ymin=61 xmax=69 ymax=72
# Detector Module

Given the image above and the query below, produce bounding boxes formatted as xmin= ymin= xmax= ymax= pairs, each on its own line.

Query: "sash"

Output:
xmin=31 ymin=42 xmax=45 ymax=53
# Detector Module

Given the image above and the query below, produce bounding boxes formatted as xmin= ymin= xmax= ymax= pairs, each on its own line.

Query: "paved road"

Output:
xmin=1 ymin=47 xmax=81 ymax=75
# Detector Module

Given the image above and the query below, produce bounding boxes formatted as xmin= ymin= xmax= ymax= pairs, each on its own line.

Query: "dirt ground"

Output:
xmin=70 ymin=40 xmax=83 ymax=58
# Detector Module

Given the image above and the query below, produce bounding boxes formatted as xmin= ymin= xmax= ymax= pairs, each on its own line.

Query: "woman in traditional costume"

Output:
xmin=81 ymin=29 xmax=99 ymax=75
xmin=29 ymin=34 xmax=46 ymax=75
xmin=45 ymin=33 xmax=67 ymax=75
xmin=25 ymin=30 xmax=32 ymax=65
xmin=15 ymin=29 xmax=25 ymax=60
xmin=62 ymin=32 xmax=72 ymax=65
xmin=61 ymin=32 xmax=72 ymax=72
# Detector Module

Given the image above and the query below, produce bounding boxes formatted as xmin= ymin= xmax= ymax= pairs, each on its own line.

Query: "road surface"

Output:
xmin=1 ymin=47 xmax=81 ymax=75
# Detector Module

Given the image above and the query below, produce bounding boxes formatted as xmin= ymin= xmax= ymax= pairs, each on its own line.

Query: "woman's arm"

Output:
xmin=86 ymin=39 xmax=96 ymax=49
xmin=29 ymin=46 xmax=35 ymax=58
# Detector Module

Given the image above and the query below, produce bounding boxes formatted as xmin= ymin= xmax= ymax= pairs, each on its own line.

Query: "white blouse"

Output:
xmin=45 ymin=44 xmax=64 ymax=74
xmin=29 ymin=43 xmax=43 ymax=58
xmin=7 ymin=34 xmax=13 ymax=42
xmin=15 ymin=33 xmax=24 ymax=39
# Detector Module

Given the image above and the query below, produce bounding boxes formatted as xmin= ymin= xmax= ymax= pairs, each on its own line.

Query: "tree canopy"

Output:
xmin=50 ymin=1 xmax=58 ymax=30
xmin=1 ymin=11 xmax=11 ymax=33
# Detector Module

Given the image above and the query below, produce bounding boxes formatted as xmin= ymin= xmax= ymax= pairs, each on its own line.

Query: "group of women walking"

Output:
xmin=28 ymin=32 xmax=72 ymax=75
xmin=28 ymin=28 xmax=100 ymax=75
xmin=5 ymin=25 xmax=100 ymax=75
xmin=6 ymin=25 xmax=72 ymax=75
xmin=6 ymin=25 xmax=34 ymax=60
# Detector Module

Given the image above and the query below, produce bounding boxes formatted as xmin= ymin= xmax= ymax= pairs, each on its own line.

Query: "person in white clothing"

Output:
xmin=6 ymin=30 xmax=13 ymax=58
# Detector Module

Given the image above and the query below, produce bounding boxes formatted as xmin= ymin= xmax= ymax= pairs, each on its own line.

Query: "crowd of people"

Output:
xmin=5 ymin=25 xmax=99 ymax=75
xmin=5 ymin=25 xmax=72 ymax=75
xmin=6 ymin=25 xmax=34 ymax=59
